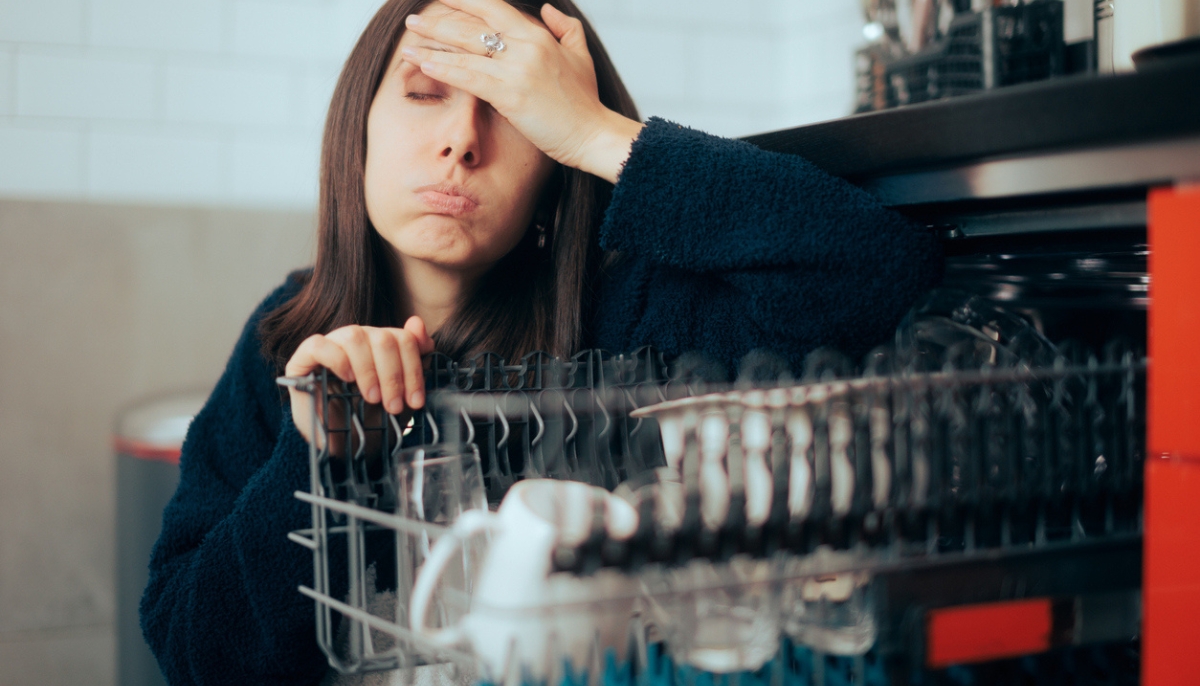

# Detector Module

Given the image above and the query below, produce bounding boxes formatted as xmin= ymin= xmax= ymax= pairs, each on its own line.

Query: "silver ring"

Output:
xmin=480 ymin=32 xmax=506 ymax=58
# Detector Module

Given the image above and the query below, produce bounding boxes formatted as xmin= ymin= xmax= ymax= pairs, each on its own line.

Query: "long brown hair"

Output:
xmin=259 ymin=0 xmax=639 ymax=368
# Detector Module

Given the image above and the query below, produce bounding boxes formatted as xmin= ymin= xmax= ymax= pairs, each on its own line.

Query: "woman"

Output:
xmin=141 ymin=0 xmax=941 ymax=683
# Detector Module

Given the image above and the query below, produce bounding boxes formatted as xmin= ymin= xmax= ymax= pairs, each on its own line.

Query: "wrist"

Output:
xmin=578 ymin=110 xmax=644 ymax=184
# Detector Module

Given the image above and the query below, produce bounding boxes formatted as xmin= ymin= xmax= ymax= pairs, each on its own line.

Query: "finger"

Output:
xmin=404 ymin=11 xmax=493 ymax=56
xmin=404 ymin=316 xmax=436 ymax=355
xmin=327 ymin=327 xmax=382 ymax=405
xmin=368 ymin=328 xmax=407 ymax=415
xmin=540 ymin=4 xmax=568 ymax=39
xmin=395 ymin=330 xmax=427 ymax=409
xmin=540 ymin=3 xmax=586 ymax=54
xmin=287 ymin=334 xmax=354 ymax=383
xmin=407 ymin=54 xmax=505 ymax=105
xmin=434 ymin=0 xmax=532 ymax=36
xmin=400 ymin=45 xmax=504 ymax=81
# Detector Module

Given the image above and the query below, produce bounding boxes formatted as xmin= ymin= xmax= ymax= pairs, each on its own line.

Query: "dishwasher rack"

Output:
xmin=284 ymin=327 xmax=1144 ymax=684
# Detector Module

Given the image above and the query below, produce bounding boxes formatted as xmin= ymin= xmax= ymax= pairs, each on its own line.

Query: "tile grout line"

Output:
xmin=7 ymin=43 xmax=16 ymax=118
xmin=81 ymin=0 xmax=92 ymax=47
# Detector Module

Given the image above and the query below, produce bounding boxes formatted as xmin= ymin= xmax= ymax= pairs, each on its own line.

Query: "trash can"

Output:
xmin=114 ymin=392 xmax=208 ymax=686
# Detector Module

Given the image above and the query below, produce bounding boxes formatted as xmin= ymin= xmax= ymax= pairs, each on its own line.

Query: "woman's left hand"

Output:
xmin=400 ymin=0 xmax=644 ymax=183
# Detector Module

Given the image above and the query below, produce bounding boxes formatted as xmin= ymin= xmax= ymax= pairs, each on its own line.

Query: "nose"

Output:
xmin=438 ymin=95 xmax=487 ymax=168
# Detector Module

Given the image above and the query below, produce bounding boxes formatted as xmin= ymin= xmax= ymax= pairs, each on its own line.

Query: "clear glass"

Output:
xmin=780 ymin=555 xmax=877 ymax=656
xmin=647 ymin=558 xmax=780 ymax=673
xmin=394 ymin=443 xmax=489 ymax=638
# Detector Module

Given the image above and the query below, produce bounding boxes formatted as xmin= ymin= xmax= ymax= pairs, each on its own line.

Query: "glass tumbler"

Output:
xmin=780 ymin=558 xmax=877 ymax=656
xmin=647 ymin=557 xmax=780 ymax=673
xmin=393 ymin=443 xmax=489 ymax=644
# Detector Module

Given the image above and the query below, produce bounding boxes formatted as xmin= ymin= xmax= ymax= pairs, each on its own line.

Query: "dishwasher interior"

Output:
xmin=285 ymin=219 xmax=1150 ymax=684
xmin=283 ymin=64 xmax=1200 ymax=685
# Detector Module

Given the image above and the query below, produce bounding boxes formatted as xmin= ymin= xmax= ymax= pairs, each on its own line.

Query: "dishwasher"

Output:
xmin=285 ymin=57 xmax=1200 ymax=685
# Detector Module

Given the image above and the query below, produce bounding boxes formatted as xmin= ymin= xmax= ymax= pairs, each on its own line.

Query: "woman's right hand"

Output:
xmin=285 ymin=316 xmax=436 ymax=449
xmin=400 ymin=0 xmax=644 ymax=184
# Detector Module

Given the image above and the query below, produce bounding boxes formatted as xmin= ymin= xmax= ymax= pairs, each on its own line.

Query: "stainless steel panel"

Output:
xmin=865 ymin=136 xmax=1200 ymax=206
xmin=942 ymin=200 xmax=1146 ymax=237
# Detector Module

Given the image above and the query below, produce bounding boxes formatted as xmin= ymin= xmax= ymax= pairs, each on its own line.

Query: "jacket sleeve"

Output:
xmin=139 ymin=282 xmax=328 ymax=685
xmin=596 ymin=117 xmax=943 ymax=365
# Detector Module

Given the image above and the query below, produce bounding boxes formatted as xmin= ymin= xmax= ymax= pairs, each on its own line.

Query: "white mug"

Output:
xmin=409 ymin=479 xmax=639 ymax=679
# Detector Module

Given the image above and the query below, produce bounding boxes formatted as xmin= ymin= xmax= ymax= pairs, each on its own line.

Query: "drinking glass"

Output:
xmin=780 ymin=553 xmax=877 ymax=656
xmin=393 ymin=444 xmax=489 ymax=644
xmin=645 ymin=557 xmax=780 ymax=673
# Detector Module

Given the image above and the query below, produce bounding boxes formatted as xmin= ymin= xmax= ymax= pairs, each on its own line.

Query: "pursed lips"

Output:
xmin=415 ymin=182 xmax=480 ymax=217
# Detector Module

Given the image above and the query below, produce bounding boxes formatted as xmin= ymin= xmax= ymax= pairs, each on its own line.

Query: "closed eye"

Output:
xmin=405 ymin=92 xmax=444 ymax=102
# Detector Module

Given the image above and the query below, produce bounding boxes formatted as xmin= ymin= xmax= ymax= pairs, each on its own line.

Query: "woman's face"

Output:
xmin=364 ymin=2 xmax=557 ymax=277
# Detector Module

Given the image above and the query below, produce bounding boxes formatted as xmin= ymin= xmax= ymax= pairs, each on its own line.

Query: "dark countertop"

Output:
xmin=743 ymin=57 xmax=1200 ymax=180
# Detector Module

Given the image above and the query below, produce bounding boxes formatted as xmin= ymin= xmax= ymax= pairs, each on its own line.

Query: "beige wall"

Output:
xmin=0 ymin=198 xmax=314 ymax=685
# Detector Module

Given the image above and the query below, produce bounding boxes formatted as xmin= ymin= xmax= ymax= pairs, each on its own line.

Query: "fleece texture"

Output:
xmin=139 ymin=280 xmax=323 ymax=685
xmin=592 ymin=118 xmax=942 ymax=373
xmin=140 ymin=117 xmax=942 ymax=685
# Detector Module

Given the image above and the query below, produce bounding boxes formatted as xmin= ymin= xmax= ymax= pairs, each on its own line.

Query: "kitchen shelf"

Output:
xmin=744 ymin=58 xmax=1200 ymax=183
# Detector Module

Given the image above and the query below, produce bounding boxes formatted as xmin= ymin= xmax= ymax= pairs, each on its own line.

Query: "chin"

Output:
xmin=396 ymin=239 xmax=490 ymax=272
xmin=388 ymin=221 xmax=468 ymax=255
xmin=386 ymin=218 xmax=516 ymax=272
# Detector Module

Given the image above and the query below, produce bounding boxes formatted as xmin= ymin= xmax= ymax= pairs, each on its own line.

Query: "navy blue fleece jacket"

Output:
xmin=593 ymin=119 xmax=940 ymax=370
xmin=141 ymin=118 xmax=941 ymax=685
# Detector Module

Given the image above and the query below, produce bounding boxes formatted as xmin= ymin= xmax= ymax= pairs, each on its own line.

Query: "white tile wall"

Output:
xmin=16 ymin=50 xmax=158 ymax=120
xmin=0 ymin=125 xmax=85 ymax=194
xmin=0 ymin=0 xmax=86 ymax=45
xmin=89 ymin=0 xmax=225 ymax=53
xmin=577 ymin=0 xmax=862 ymax=134
xmin=692 ymin=31 xmax=781 ymax=107
xmin=615 ymin=0 xmax=782 ymax=30
xmin=87 ymin=127 xmax=225 ymax=202
xmin=163 ymin=60 xmax=293 ymax=127
xmin=0 ymin=48 xmax=12 ymax=115
xmin=298 ymin=63 xmax=343 ymax=130
xmin=231 ymin=1 xmax=337 ymax=61
xmin=597 ymin=26 xmax=691 ymax=102
xmin=230 ymin=130 xmax=321 ymax=204
xmin=0 ymin=0 xmax=864 ymax=209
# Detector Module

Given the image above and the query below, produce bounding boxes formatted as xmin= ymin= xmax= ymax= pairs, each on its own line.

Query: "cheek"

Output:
xmin=518 ymin=142 xmax=556 ymax=184
xmin=365 ymin=128 xmax=410 ymax=214
xmin=493 ymin=135 xmax=557 ymax=215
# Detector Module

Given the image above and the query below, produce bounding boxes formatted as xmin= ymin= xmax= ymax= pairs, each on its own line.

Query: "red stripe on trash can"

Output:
xmin=926 ymin=598 xmax=1052 ymax=668
xmin=113 ymin=437 xmax=182 ymax=465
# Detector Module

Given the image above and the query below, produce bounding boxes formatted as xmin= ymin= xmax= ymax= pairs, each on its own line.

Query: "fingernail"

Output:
xmin=406 ymin=14 xmax=422 ymax=26
xmin=388 ymin=399 xmax=403 ymax=415
xmin=401 ymin=46 xmax=419 ymax=58
xmin=421 ymin=61 xmax=442 ymax=75
xmin=367 ymin=387 xmax=380 ymax=403
xmin=411 ymin=391 xmax=424 ymax=408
